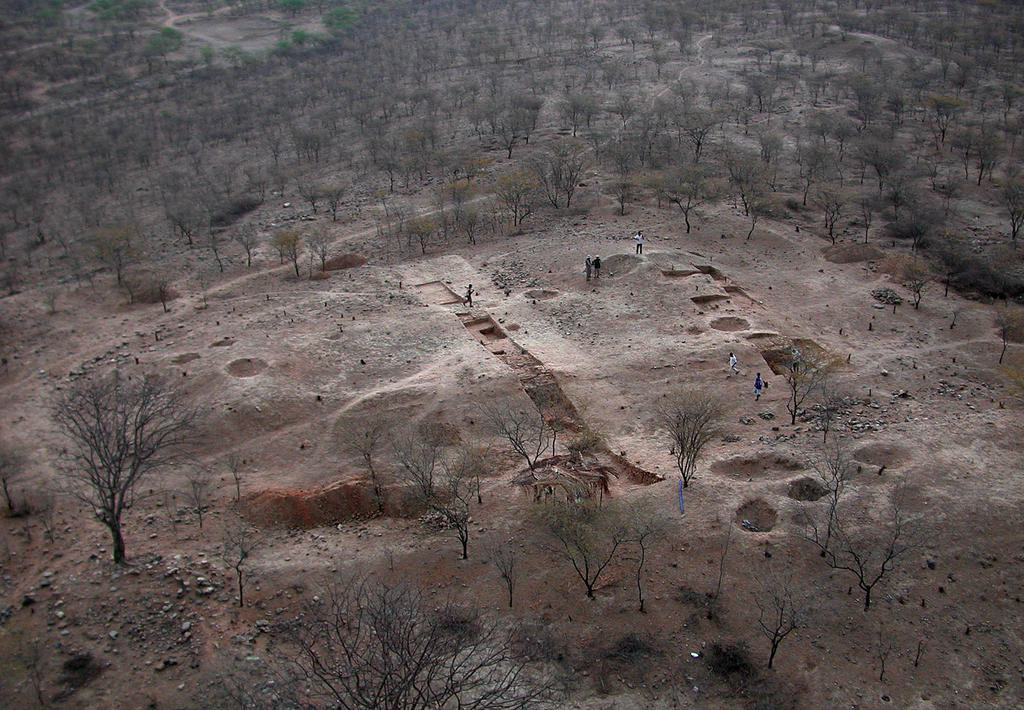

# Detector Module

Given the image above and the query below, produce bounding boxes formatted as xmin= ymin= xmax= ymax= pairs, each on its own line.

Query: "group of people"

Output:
xmin=583 ymin=230 xmax=646 ymax=282
xmin=729 ymin=351 xmax=765 ymax=400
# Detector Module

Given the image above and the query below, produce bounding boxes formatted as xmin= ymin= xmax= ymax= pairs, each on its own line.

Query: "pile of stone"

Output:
xmin=871 ymin=288 xmax=903 ymax=305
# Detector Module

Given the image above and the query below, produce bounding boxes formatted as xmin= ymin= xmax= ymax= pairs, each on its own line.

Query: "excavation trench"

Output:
xmin=240 ymin=303 xmax=660 ymax=530
xmin=457 ymin=312 xmax=660 ymax=486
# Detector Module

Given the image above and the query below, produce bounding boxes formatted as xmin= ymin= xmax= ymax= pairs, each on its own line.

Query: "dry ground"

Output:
xmin=3 ymin=10 xmax=1024 ymax=710
xmin=2 ymin=184 xmax=1023 ymax=709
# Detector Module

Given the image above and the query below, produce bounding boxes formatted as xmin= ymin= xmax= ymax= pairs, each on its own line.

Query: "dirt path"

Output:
xmin=158 ymin=0 xmax=240 ymax=49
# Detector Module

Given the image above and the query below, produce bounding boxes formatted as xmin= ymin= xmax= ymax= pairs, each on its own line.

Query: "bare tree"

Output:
xmin=219 ymin=519 xmax=259 ymax=608
xmin=308 ymin=227 xmax=329 ymax=272
xmin=902 ymin=258 xmax=932 ymax=310
xmin=609 ymin=176 xmax=637 ymax=216
xmin=724 ymin=145 xmax=768 ymax=217
xmin=745 ymin=194 xmax=772 ymax=241
xmin=392 ymin=429 xmax=444 ymax=501
xmin=427 ymin=444 xmax=485 ymax=560
xmin=35 ymin=491 xmax=56 ymax=544
xmin=624 ymin=501 xmax=667 ymax=613
xmin=16 ymin=635 xmax=47 ymax=708
xmin=184 ymin=467 xmax=214 ymax=530
xmin=490 ymin=539 xmax=519 ymax=609
xmin=0 ymin=445 xmax=25 ymax=516
xmin=855 ymin=192 xmax=878 ymax=243
xmin=813 ymin=186 xmax=848 ymax=245
xmin=345 ymin=420 xmax=389 ymax=515
xmin=539 ymin=500 xmax=628 ymax=599
xmin=781 ymin=347 xmax=836 ymax=426
xmin=816 ymin=380 xmax=844 ymax=444
xmin=530 ymin=140 xmax=589 ymax=209
xmin=90 ymin=223 xmax=138 ymax=286
xmin=810 ymin=489 xmax=915 ymax=611
xmin=295 ymin=177 xmax=322 ymax=214
xmin=657 ymin=391 xmax=723 ymax=488
xmin=205 ymin=227 xmax=226 ymax=273
xmin=54 ymin=372 xmax=198 ymax=563
xmin=709 ymin=518 xmax=734 ymax=617
xmin=323 ymin=183 xmax=346 ymax=222
xmin=803 ymin=438 xmax=855 ymax=557
xmin=270 ymin=578 xmax=557 ymax=709
xmin=226 ymin=453 xmax=245 ymax=502
xmin=996 ymin=306 xmax=1024 ymax=365
xmin=485 ymin=403 xmax=555 ymax=471
xmin=925 ymin=94 xmax=966 ymax=147
xmin=754 ymin=563 xmax=804 ymax=668
xmin=1002 ymin=179 xmax=1024 ymax=243
xmin=874 ymin=619 xmax=895 ymax=682
xmin=234 ymin=224 xmax=258 ymax=268
xmin=653 ymin=164 xmax=719 ymax=234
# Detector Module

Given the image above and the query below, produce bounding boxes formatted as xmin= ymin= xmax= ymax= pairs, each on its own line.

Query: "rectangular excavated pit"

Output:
xmin=759 ymin=337 xmax=827 ymax=375
xmin=463 ymin=316 xmax=508 ymax=343
xmin=661 ymin=269 xmax=701 ymax=278
xmin=412 ymin=280 xmax=464 ymax=305
xmin=691 ymin=293 xmax=730 ymax=304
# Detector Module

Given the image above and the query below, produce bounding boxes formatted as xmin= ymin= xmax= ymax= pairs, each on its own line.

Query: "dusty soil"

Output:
xmin=2 ymin=185 xmax=1022 ymax=709
xmin=2 ymin=15 xmax=1024 ymax=710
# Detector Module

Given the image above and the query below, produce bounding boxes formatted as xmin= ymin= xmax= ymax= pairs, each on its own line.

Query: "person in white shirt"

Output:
xmin=634 ymin=230 xmax=644 ymax=254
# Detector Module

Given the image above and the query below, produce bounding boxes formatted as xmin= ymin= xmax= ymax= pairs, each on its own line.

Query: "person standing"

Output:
xmin=634 ymin=230 xmax=644 ymax=254
xmin=728 ymin=351 xmax=738 ymax=376
xmin=585 ymin=256 xmax=592 ymax=281
xmin=753 ymin=372 xmax=763 ymax=400
xmin=593 ymin=255 xmax=601 ymax=279
xmin=465 ymin=284 xmax=474 ymax=307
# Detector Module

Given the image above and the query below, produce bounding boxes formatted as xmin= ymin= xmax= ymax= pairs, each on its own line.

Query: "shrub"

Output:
xmin=706 ymin=641 xmax=755 ymax=678
xmin=210 ymin=197 xmax=262 ymax=228
xmin=607 ymin=633 xmax=656 ymax=663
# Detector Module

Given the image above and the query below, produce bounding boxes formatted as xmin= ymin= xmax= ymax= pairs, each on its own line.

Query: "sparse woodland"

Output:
xmin=2 ymin=0 xmax=1024 ymax=708
xmin=1 ymin=0 xmax=1023 ymax=294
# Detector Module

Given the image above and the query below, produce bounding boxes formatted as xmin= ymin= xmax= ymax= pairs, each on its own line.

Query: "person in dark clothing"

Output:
xmin=593 ymin=256 xmax=601 ymax=279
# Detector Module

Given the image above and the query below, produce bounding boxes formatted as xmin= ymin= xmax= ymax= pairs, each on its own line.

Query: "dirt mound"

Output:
xmin=709 ymin=316 xmax=749 ymax=331
xmin=736 ymin=499 xmax=776 ymax=532
xmin=853 ymin=441 xmax=911 ymax=468
xmin=524 ymin=288 xmax=559 ymax=300
xmin=171 ymin=352 xmax=201 ymax=364
xmin=787 ymin=476 xmax=827 ymax=501
xmin=210 ymin=337 xmax=234 ymax=347
xmin=712 ymin=452 xmax=803 ymax=478
xmin=241 ymin=478 xmax=423 ymax=528
xmin=226 ymin=357 xmax=267 ymax=377
xmin=324 ymin=253 xmax=368 ymax=271
xmin=823 ymin=243 xmax=884 ymax=263
xmin=601 ymin=253 xmax=641 ymax=274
